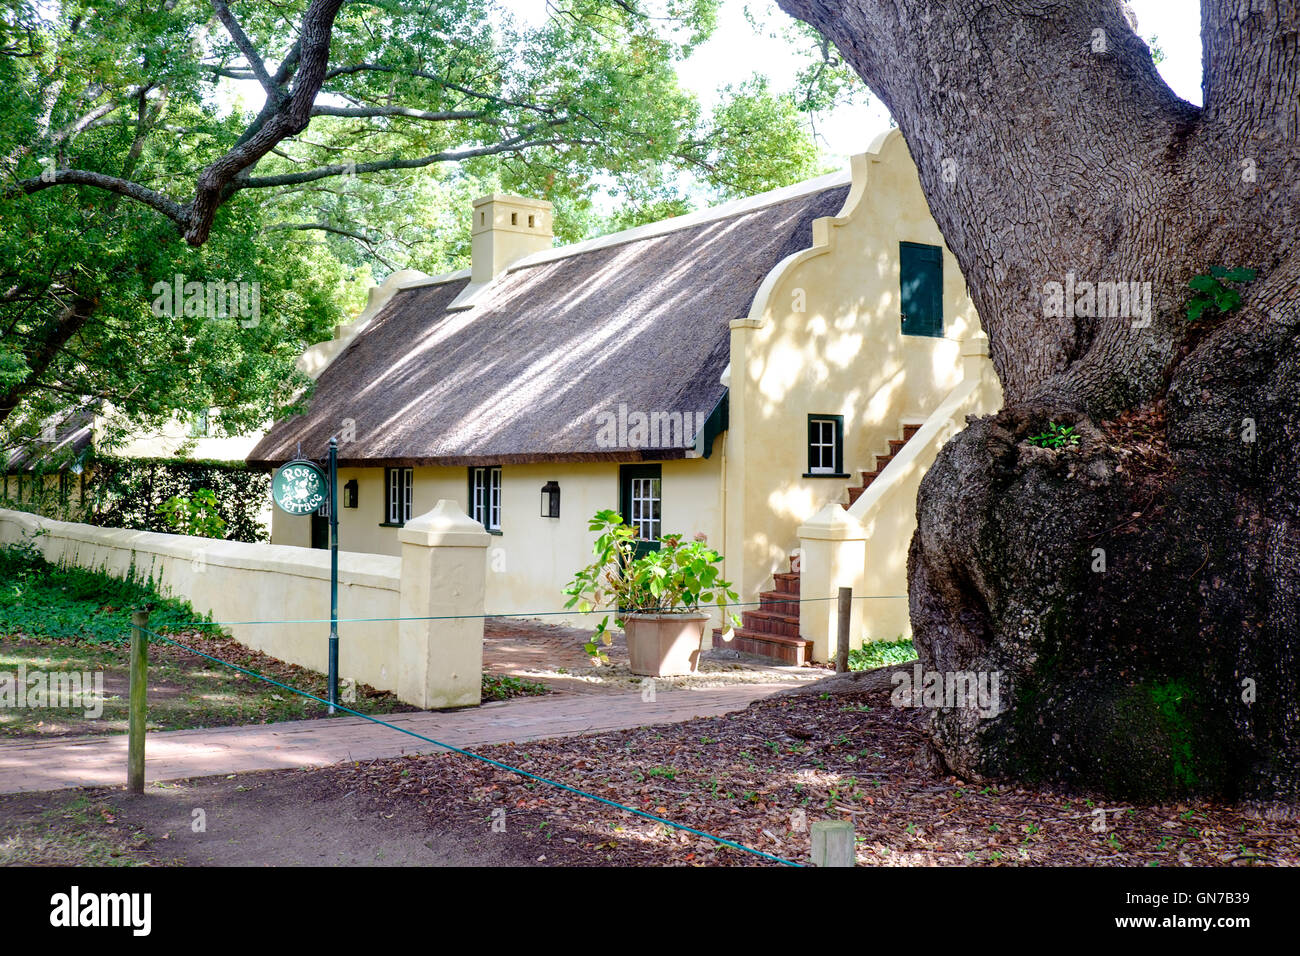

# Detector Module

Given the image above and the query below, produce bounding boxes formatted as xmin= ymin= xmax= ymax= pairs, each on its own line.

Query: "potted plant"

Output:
xmin=564 ymin=509 xmax=740 ymax=676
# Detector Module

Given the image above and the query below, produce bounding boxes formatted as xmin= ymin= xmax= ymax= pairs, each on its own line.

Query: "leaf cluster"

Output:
xmin=562 ymin=508 xmax=739 ymax=662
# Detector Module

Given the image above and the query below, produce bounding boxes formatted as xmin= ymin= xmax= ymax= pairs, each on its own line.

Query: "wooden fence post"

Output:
xmin=811 ymin=820 xmax=856 ymax=866
xmin=128 ymin=609 xmax=149 ymax=794
xmin=835 ymin=586 xmax=852 ymax=673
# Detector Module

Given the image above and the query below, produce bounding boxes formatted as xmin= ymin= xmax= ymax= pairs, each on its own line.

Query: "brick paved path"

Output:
xmin=0 ymin=683 xmax=786 ymax=794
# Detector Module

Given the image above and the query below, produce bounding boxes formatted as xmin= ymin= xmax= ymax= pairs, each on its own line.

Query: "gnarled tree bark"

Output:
xmin=779 ymin=0 xmax=1300 ymax=798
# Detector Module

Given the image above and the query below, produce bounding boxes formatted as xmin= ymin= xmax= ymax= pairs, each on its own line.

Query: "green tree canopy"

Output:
xmin=1 ymin=0 xmax=844 ymax=458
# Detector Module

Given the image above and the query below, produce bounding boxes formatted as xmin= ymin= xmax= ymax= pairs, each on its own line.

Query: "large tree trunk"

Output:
xmin=779 ymin=0 xmax=1300 ymax=799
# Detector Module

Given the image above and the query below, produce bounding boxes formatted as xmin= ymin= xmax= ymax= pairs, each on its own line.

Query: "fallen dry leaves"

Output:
xmin=324 ymin=684 xmax=1299 ymax=867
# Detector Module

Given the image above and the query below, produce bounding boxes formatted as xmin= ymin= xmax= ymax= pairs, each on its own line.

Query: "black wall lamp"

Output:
xmin=343 ymin=479 xmax=359 ymax=509
xmin=540 ymin=481 xmax=560 ymax=518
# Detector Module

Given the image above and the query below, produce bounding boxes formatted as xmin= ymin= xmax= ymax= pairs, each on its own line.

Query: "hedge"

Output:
xmin=1 ymin=457 xmax=270 ymax=543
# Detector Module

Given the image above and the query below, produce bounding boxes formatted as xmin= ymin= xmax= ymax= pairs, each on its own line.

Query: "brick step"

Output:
xmin=713 ymin=627 xmax=813 ymax=666
xmin=772 ymin=572 xmax=801 ymax=594
xmin=844 ymin=423 xmax=923 ymax=508
xmin=742 ymin=609 xmax=800 ymax=638
xmin=758 ymin=590 xmax=799 ymax=614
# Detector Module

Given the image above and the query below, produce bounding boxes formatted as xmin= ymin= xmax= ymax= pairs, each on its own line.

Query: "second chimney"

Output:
xmin=470 ymin=193 xmax=554 ymax=284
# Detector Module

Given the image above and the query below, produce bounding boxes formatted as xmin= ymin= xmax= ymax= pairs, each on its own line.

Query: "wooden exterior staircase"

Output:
xmin=713 ymin=422 xmax=922 ymax=665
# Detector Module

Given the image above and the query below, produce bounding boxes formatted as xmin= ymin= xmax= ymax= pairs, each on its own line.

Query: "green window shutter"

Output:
xmin=900 ymin=241 xmax=944 ymax=337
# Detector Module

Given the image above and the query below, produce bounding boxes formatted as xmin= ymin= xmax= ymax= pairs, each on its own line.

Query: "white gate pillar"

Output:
xmin=397 ymin=500 xmax=490 ymax=708
xmin=797 ymin=504 xmax=867 ymax=663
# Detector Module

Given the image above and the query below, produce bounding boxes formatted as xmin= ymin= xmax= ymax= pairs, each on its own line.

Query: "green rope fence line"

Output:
xmin=184 ymin=593 xmax=910 ymax=629
xmin=137 ymin=624 xmax=803 ymax=868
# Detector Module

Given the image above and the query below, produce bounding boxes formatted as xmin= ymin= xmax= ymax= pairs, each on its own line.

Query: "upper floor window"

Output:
xmin=469 ymin=466 xmax=501 ymax=531
xmin=807 ymin=415 xmax=844 ymax=476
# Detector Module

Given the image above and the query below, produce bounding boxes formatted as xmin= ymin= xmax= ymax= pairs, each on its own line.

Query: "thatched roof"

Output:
xmin=4 ymin=405 xmax=95 ymax=472
xmin=249 ymin=178 xmax=852 ymax=467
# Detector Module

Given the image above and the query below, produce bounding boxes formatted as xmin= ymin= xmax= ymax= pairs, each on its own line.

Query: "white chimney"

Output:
xmin=470 ymin=193 xmax=554 ymax=283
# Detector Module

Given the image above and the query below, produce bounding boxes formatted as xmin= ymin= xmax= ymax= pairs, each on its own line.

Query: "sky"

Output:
xmin=501 ymin=0 xmax=1205 ymax=166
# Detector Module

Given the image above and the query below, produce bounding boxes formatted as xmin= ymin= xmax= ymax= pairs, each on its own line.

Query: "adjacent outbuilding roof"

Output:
xmin=3 ymin=405 xmax=95 ymax=472
xmin=248 ymin=177 xmax=852 ymax=467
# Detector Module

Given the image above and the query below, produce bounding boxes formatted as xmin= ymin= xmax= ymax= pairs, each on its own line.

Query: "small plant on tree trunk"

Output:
xmin=563 ymin=509 xmax=740 ymax=663
xmin=1185 ymin=266 xmax=1256 ymax=323
xmin=1027 ymin=422 xmax=1080 ymax=449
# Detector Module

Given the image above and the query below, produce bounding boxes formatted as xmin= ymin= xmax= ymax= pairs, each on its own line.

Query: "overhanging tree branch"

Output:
xmin=7 ymin=169 xmax=187 ymax=226
xmin=211 ymin=0 xmax=282 ymax=101
xmin=309 ymin=104 xmax=489 ymax=122
xmin=185 ymin=0 xmax=347 ymax=245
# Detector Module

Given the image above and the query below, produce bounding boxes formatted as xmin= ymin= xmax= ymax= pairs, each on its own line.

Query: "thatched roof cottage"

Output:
xmin=249 ymin=129 xmax=1001 ymax=663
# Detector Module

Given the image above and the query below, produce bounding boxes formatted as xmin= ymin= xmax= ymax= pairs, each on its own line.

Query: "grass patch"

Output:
xmin=0 ymin=795 xmax=161 ymax=866
xmin=847 ymin=638 xmax=918 ymax=671
xmin=0 ymin=539 xmax=548 ymax=736
xmin=481 ymin=673 xmax=550 ymax=702
xmin=0 ymin=540 xmax=420 ymax=735
xmin=0 ymin=535 xmax=217 ymax=643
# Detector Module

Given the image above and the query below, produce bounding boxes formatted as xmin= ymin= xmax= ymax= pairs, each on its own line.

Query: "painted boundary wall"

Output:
xmin=0 ymin=500 xmax=488 ymax=708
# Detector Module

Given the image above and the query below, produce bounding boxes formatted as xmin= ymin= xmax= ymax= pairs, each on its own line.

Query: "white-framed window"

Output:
xmin=628 ymin=475 xmax=662 ymax=541
xmin=470 ymin=466 xmax=502 ymax=531
xmin=385 ymin=466 xmax=413 ymax=524
xmin=808 ymin=416 xmax=842 ymax=475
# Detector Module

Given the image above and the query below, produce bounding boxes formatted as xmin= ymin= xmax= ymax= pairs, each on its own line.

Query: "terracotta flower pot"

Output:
xmin=623 ymin=611 xmax=709 ymax=677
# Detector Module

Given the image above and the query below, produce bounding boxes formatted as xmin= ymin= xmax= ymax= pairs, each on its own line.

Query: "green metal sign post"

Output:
xmin=271 ymin=444 xmax=340 ymax=713
xmin=327 ymin=438 xmax=339 ymax=714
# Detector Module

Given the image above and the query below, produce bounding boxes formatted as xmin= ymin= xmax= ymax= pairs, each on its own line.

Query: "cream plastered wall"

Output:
xmin=798 ymin=340 xmax=1003 ymax=659
xmin=0 ymin=503 xmax=490 ymax=708
xmin=270 ymin=449 xmax=726 ymax=632
xmin=725 ymin=128 xmax=981 ymax=625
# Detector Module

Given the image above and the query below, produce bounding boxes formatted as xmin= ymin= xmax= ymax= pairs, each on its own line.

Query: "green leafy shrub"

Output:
xmin=1027 ymin=422 xmax=1080 ymax=449
xmin=563 ymin=509 xmax=740 ymax=662
xmin=2 ymin=457 xmax=270 ymax=542
xmin=158 ymin=488 xmax=227 ymax=538
xmin=481 ymin=674 xmax=550 ymax=701
xmin=1186 ymin=266 xmax=1255 ymax=323
xmin=847 ymin=638 xmax=917 ymax=671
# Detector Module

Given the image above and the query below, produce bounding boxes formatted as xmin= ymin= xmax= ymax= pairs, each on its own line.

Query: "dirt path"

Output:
xmin=0 ymin=772 xmax=540 ymax=866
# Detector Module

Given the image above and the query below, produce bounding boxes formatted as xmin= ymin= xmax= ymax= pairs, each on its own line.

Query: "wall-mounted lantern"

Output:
xmin=540 ymin=481 xmax=560 ymax=518
xmin=343 ymin=479 xmax=359 ymax=509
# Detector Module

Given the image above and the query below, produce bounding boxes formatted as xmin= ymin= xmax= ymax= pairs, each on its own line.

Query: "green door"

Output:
xmin=310 ymin=505 xmax=329 ymax=550
xmin=900 ymin=241 xmax=943 ymax=337
xmin=619 ymin=464 xmax=662 ymax=560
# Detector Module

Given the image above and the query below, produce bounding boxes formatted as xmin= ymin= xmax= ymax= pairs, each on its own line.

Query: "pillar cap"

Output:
xmin=961 ymin=329 xmax=990 ymax=358
xmin=399 ymin=500 xmax=492 ymax=548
